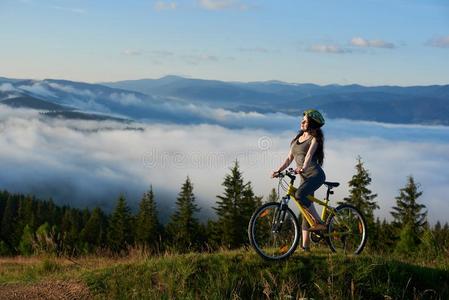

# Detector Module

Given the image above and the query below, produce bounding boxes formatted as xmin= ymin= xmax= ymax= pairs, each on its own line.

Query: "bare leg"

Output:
xmin=302 ymin=229 xmax=310 ymax=249
xmin=303 ymin=204 xmax=322 ymax=226
xmin=308 ymin=204 xmax=321 ymax=223
xmin=302 ymin=205 xmax=322 ymax=249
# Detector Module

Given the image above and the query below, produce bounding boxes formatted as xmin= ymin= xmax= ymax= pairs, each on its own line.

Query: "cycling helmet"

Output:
xmin=303 ymin=109 xmax=325 ymax=127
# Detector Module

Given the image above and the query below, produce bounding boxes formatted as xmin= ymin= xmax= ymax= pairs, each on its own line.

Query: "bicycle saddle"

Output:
xmin=324 ymin=181 xmax=340 ymax=188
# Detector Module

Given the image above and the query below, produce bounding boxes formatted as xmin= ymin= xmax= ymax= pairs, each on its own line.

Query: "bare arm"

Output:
xmin=271 ymin=147 xmax=294 ymax=178
xmin=300 ymin=137 xmax=318 ymax=172
xmin=277 ymin=148 xmax=294 ymax=172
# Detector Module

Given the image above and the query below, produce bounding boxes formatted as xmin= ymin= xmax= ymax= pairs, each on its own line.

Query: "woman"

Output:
xmin=271 ymin=109 xmax=326 ymax=251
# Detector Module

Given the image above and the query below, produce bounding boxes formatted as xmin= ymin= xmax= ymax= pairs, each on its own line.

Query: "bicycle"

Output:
xmin=248 ymin=168 xmax=367 ymax=260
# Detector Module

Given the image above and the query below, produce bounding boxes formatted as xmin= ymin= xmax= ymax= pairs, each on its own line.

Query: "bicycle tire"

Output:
xmin=248 ymin=202 xmax=300 ymax=261
xmin=326 ymin=204 xmax=367 ymax=255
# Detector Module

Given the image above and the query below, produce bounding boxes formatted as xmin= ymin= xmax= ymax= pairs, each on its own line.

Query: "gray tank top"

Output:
xmin=290 ymin=137 xmax=321 ymax=176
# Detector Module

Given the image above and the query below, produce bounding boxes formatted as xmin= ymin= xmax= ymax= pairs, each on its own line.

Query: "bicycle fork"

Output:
xmin=272 ymin=196 xmax=290 ymax=233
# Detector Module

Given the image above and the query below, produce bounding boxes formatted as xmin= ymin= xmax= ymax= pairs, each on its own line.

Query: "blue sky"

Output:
xmin=1 ymin=0 xmax=448 ymax=85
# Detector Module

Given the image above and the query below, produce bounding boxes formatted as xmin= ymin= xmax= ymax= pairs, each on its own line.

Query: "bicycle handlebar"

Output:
xmin=274 ymin=168 xmax=303 ymax=181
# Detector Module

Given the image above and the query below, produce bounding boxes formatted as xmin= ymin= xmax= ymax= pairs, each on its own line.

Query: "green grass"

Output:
xmin=1 ymin=249 xmax=448 ymax=299
xmin=0 ymin=256 xmax=81 ymax=284
xmin=81 ymin=250 xmax=449 ymax=299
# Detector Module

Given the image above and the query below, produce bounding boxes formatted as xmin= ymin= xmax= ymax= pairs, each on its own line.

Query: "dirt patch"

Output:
xmin=0 ymin=280 xmax=92 ymax=300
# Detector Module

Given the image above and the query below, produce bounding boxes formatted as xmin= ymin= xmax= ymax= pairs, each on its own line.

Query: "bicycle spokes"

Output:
xmin=248 ymin=203 xmax=300 ymax=260
xmin=327 ymin=205 xmax=367 ymax=254
xmin=260 ymin=210 xmax=269 ymax=218
xmin=279 ymin=245 xmax=289 ymax=254
xmin=358 ymin=221 xmax=363 ymax=234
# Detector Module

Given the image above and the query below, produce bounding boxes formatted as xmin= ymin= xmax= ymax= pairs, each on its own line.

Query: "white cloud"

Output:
xmin=121 ymin=49 xmax=143 ymax=56
xmin=51 ymin=6 xmax=86 ymax=15
xmin=18 ymin=82 xmax=56 ymax=98
xmin=238 ymin=47 xmax=271 ymax=53
xmin=351 ymin=37 xmax=369 ymax=47
xmin=198 ymin=0 xmax=251 ymax=11
xmin=149 ymin=50 xmax=174 ymax=57
xmin=426 ymin=35 xmax=449 ymax=48
xmin=10 ymin=79 xmax=292 ymax=127
xmin=15 ymin=81 xmax=144 ymax=113
xmin=0 ymin=83 xmax=21 ymax=100
xmin=0 ymin=104 xmax=40 ymax=119
xmin=150 ymin=100 xmax=291 ymax=130
xmin=47 ymin=82 xmax=95 ymax=98
xmin=1 ymin=106 xmax=448 ymax=224
xmin=109 ymin=92 xmax=143 ymax=106
xmin=308 ymin=44 xmax=351 ymax=54
xmin=350 ymin=37 xmax=395 ymax=49
xmin=154 ymin=1 xmax=177 ymax=11
xmin=0 ymin=83 xmax=16 ymax=93
xmin=181 ymin=54 xmax=219 ymax=65
xmin=199 ymin=0 xmax=234 ymax=10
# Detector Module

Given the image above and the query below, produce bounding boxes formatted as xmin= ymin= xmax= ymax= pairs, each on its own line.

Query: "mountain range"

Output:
xmin=1 ymin=75 xmax=448 ymax=126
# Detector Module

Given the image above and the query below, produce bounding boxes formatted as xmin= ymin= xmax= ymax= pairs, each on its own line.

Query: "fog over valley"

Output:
xmin=1 ymin=104 xmax=448 ymax=223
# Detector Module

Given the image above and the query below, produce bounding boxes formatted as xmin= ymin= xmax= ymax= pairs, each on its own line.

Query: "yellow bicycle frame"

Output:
xmin=286 ymin=184 xmax=333 ymax=226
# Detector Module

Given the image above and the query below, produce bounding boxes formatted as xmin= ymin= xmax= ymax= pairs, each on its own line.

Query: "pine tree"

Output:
xmin=60 ymin=209 xmax=83 ymax=254
xmin=380 ymin=219 xmax=396 ymax=251
xmin=214 ymin=161 xmax=244 ymax=248
xmin=36 ymin=198 xmax=58 ymax=227
xmin=342 ymin=156 xmax=379 ymax=226
xmin=1 ymin=196 xmax=19 ymax=250
xmin=80 ymin=207 xmax=107 ymax=251
xmin=394 ymin=222 xmax=417 ymax=254
xmin=135 ymin=186 xmax=160 ymax=249
xmin=435 ymin=221 xmax=442 ymax=232
xmin=18 ymin=224 xmax=34 ymax=256
xmin=0 ymin=191 xmax=8 ymax=222
xmin=391 ymin=176 xmax=427 ymax=238
xmin=167 ymin=177 xmax=200 ymax=251
xmin=81 ymin=208 xmax=91 ymax=229
xmin=444 ymin=223 xmax=449 ymax=231
xmin=195 ymin=222 xmax=208 ymax=252
xmin=419 ymin=227 xmax=439 ymax=258
xmin=214 ymin=160 xmax=262 ymax=248
xmin=370 ymin=217 xmax=382 ymax=251
xmin=267 ymin=188 xmax=278 ymax=203
xmin=442 ymin=223 xmax=449 ymax=251
xmin=16 ymin=196 xmax=34 ymax=239
xmin=237 ymin=182 xmax=262 ymax=245
xmin=0 ymin=241 xmax=9 ymax=256
xmin=108 ymin=194 xmax=134 ymax=252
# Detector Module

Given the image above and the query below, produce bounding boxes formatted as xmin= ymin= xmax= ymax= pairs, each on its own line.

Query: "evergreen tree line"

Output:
xmin=0 ymin=158 xmax=448 ymax=257
xmin=0 ymin=161 xmax=261 ymax=256
xmin=340 ymin=156 xmax=447 ymax=257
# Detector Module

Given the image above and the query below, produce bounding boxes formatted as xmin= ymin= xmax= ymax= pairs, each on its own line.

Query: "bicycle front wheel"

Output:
xmin=248 ymin=202 xmax=300 ymax=261
xmin=326 ymin=204 xmax=367 ymax=255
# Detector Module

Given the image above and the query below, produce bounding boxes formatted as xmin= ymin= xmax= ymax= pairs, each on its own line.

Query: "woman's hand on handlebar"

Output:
xmin=271 ymin=170 xmax=280 ymax=178
xmin=271 ymin=168 xmax=300 ymax=178
xmin=295 ymin=167 xmax=304 ymax=174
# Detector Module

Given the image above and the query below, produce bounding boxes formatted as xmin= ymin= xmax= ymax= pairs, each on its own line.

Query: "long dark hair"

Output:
xmin=290 ymin=117 xmax=325 ymax=166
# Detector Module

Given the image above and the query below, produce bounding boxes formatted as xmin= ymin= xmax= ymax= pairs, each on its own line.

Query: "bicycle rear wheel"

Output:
xmin=326 ymin=204 xmax=367 ymax=254
xmin=248 ymin=202 xmax=300 ymax=260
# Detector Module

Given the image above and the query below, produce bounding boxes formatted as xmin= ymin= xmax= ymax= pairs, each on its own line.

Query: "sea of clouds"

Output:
xmin=1 ymin=104 xmax=448 ymax=224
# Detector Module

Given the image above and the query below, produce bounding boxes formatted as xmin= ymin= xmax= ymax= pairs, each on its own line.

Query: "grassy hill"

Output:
xmin=1 ymin=249 xmax=448 ymax=299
